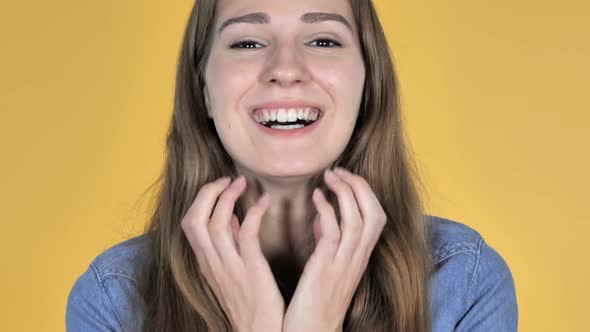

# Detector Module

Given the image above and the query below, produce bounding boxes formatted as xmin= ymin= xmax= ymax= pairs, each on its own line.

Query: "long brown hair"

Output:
xmin=139 ymin=0 xmax=433 ymax=330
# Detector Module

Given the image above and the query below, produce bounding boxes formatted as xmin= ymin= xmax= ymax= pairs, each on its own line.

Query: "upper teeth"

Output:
xmin=253 ymin=107 xmax=320 ymax=124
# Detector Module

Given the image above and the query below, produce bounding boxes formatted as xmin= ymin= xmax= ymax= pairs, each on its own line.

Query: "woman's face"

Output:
xmin=203 ymin=0 xmax=365 ymax=178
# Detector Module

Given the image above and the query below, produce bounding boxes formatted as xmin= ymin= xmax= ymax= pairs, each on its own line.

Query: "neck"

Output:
xmin=236 ymin=168 xmax=321 ymax=269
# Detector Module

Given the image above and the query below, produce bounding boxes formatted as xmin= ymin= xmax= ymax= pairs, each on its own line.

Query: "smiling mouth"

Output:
xmin=251 ymin=107 xmax=323 ymax=128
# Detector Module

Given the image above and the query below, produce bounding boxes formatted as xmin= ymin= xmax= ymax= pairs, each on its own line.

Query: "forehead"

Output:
xmin=215 ymin=0 xmax=354 ymax=27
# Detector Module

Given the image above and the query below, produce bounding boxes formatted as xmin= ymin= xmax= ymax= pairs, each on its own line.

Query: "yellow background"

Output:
xmin=1 ymin=0 xmax=588 ymax=331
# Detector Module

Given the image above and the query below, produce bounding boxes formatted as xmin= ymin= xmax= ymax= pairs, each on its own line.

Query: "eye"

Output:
xmin=229 ymin=40 xmax=264 ymax=49
xmin=307 ymin=38 xmax=342 ymax=48
xmin=229 ymin=38 xmax=342 ymax=50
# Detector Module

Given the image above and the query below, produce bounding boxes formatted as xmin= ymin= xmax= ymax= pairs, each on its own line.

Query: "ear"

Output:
xmin=203 ymin=83 xmax=213 ymax=119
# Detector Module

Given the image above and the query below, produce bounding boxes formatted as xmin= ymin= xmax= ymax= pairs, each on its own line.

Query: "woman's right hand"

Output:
xmin=180 ymin=175 xmax=284 ymax=332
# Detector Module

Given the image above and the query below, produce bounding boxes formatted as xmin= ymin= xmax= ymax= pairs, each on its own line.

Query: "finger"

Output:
xmin=230 ymin=215 xmax=240 ymax=251
xmin=323 ymin=169 xmax=363 ymax=264
xmin=239 ymin=192 xmax=270 ymax=264
xmin=312 ymin=213 xmax=322 ymax=244
xmin=332 ymin=167 xmax=387 ymax=260
xmin=311 ymin=188 xmax=341 ymax=263
xmin=208 ymin=176 xmax=246 ymax=266
xmin=181 ymin=177 xmax=232 ymax=270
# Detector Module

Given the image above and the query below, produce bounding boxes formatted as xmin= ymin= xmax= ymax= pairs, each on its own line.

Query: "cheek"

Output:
xmin=207 ymin=58 xmax=260 ymax=114
xmin=310 ymin=58 xmax=364 ymax=132
xmin=312 ymin=57 xmax=365 ymax=105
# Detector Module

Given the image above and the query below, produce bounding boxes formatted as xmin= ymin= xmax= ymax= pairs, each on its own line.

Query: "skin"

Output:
xmin=182 ymin=169 xmax=387 ymax=331
xmin=184 ymin=0 xmax=387 ymax=330
xmin=202 ymin=0 xmax=365 ymax=266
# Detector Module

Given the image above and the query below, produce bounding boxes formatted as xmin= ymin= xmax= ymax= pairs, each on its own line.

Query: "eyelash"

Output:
xmin=229 ymin=38 xmax=342 ymax=49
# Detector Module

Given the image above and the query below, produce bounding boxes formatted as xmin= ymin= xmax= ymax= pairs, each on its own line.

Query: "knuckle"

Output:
xmin=327 ymin=230 xmax=341 ymax=243
xmin=378 ymin=212 xmax=387 ymax=225
xmin=326 ymin=235 xmax=340 ymax=247
xmin=371 ymin=212 xmax=387 ymax=225
xmin=181 ymin=216 xmax=196 ymax=232
xmin=180 ymin=217 xmax=189 ymax=229
xmin=208 ymin=222 xmax=225 ymax=237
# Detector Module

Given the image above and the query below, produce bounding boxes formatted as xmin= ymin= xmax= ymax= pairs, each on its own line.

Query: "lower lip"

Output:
xmin=251 ymin=114 xmax=322 ymax=138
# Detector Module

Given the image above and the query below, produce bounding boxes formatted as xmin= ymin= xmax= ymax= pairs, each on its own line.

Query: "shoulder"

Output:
xmin=66 ymin=233 xmax=154 ymax=332
xmin=424 ymin=214 xmax=513 ymax=281
xmin=89 ymin=233 xmax=155 ymax=282
xmin=425 ymin=214 xmax=483 ymax=264
xmin=424 ymin=215 xmax=518 ymax=331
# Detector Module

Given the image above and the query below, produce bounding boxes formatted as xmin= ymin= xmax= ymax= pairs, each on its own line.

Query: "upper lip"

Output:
xmin=250 ymin=100 xmax=324 ymax=115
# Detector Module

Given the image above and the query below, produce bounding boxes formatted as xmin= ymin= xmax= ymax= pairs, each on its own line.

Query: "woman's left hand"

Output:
xmin=282 ymin=167 xmax=388 ymax=332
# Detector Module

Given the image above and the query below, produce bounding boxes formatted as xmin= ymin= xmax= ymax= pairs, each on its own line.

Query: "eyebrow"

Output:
xmin=217 ymin=12 xmax=353 ymax=35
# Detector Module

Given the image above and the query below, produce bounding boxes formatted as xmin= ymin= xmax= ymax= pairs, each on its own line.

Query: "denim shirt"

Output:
xmin=66 ymin=215 xmax=518 ymax=331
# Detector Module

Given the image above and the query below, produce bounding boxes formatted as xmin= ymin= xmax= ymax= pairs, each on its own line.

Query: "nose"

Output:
xmin=261 ymin=44 xmax=311 ymax=87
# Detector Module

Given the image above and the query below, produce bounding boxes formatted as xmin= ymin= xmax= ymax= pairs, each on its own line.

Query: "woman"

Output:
xmin=66 ymin=0 xmax=518 ymax=331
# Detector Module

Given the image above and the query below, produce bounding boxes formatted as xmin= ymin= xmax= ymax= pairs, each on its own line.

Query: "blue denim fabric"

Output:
xmin=66 ymin=215 xmax=518 ymax=331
